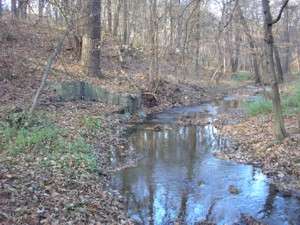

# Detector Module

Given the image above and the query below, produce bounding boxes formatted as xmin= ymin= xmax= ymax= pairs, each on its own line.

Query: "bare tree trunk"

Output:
xmin=297 ymin=45 xmax=300 ymax=73
xmin=175 ymin=0 xmax=182 ymax=51
xmin=81 ymin=0 xmax=102 ymax=77
xmin=262 ymin=0 xmax=288 ymax=141
xmin=251 ymin=43 xmax=261 ymax=84
xmin=107 ymin=0 xmax=112 ymax=34
xmin=149 ymin=0 xmax=159 ymax=86
xmin=236 ymin=1 xmax=261 ymax=84
xmin=19 ymin=0 xmax=27 ymax=19
xmin=38 ymin=0 xmax=45 ymax=19
xmin=274 ymin=45 xmax=284 ymax=83
xmin=122 ymin=0 xmax=129 ymax=45
xmin=169 ymin=0 xmax=174 ymax=50
xmin=0 ymin=0 xmax=2 ymax=17
xmin=194 ymin=2 xmax=201 ymax=76
xmin=54 ymin=6 xmax=59 ymax=24
xmin=231 ymin=30 xmax=240 ymax=73
xmin=29 ymin=29 xmax=69 ymax=115
xmin=11 ymin=0 xmax=18 ymax=18
xmin=282 ymin=7 xmax=290 ymax=74
xmin=113 ymin=0 xmax=121 ymax=37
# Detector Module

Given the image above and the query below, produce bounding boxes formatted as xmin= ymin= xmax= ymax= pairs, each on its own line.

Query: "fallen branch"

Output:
xmin=29 ymin=28 xmax=70 ymax=115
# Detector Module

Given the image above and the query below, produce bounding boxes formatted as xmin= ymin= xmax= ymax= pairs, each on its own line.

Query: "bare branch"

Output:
xmin=29 ymin=28 xmax=70 ymax=115
xmin=271 ymin=0 xmax=289 ymax=25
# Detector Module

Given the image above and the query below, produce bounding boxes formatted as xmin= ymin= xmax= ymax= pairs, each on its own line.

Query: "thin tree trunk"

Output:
xmin=122 ymin=0 xmax=128 ymax=45
xmin=262 ymin=0 xmax=287 ymax=141
xmin=194 ymin=2 xmax=201 ymax=76
xmin=11 ymin=0 xmax=18 ymax=18
xmin=231 ymin=30 xmax=240 ymax=73
xmin=38 ymin=0 xmax=45 ymax=19
xmin=113 ymin=0 xmax=121 ymax=37
xmin=282 ymin=7 xmax=290 ymax=74
xmin=169 ymin=0 xmax=174 ymax=50
xmin=297 ymin=45 xmax=300 ymax=73
xmin=107 ymin=0 xmax=112 ymax=34
xmin=175 ymin=0 xmax=182 ymax=51
xmin=0 ymin=0 xmax=2 ymax=17
xmin=274 ymin=45 xmax=284 ymax=83
xmin=236 ymin=2 xmax=261 ymax=84
xmin=149 ymin=0 xmax=159 ymax=86
xmin=29 ymin=30 xmax=69 ymax=115
xmin=19 ymin=0 xmax=27 ymax=19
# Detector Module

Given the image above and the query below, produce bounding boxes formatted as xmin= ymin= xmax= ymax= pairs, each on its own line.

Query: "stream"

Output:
xmin=112 ymin=98 xmax=300 ymax=225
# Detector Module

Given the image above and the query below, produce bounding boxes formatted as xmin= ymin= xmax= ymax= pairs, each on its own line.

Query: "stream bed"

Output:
xmin=112 ymin=98 xmax=300 ymax=225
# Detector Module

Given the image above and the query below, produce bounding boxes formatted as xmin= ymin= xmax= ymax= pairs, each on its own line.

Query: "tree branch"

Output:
xmin=271 ymin=0 xmax=289 ymax=25
xmin=29 ymin=28 xmax=69 ymax=115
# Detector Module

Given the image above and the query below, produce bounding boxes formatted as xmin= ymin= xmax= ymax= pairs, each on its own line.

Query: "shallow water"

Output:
xmin=112 ymin=99 xmax=300 ymax=225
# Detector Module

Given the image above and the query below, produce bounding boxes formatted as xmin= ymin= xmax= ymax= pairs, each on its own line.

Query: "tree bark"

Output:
xmin=261 ymin=0 xmax=287 ymax=141
xmin=194 ymin=1 xmax=201 ymax=76
xmin=81 ymin=0 xmax=102 ymax=77
xmin=175 ymin=0 xmax=182 ymax=51
xmin=274 ymin=45 xmax=284 ymax=83
xmin=38 ymin=0 xmax=45 ymax=19
xmin=30 ymin=29 xmax=69 ymax=115
xmin=122 ymin=0 xmax=129 ymax=45
xmin=230 ymin=29 xmax=240 ymax=73
xmin=169 ymin=0 xmax=174 ymax=50
xmin=113 ymin=0 xmax=121 ymax=37
xmin=282 ymin=7 xmax=290 ymax=74
xmin=0 ymin=0 xmax=2 ymax=17
xmin=11 ymin=0 xmax=18 ymax=18
xmin=236 ymin=1 xmax=261 ymax=84
xmin=107 ymin=0 xmax=112 ymax=34
xmin=149 ymin=0 xmax=159 ymax=86
xmin=19 ymin=0 xmax=27 ymax=19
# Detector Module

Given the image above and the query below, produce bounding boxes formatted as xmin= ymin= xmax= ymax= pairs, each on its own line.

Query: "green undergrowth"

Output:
xmin=0 ymin=111 xmax=99 ymax=173
xmin=244 ymin=82 xmax=300 ymax=116
xmin=231 ymin=71 xmax=252 ymax=82
xmin=243 ymin=97 xmax=272 ymax=116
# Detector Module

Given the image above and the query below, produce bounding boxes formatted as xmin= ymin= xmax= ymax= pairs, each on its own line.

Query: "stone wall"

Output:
xmin=52 ymin=81 xmax=142 ymax=114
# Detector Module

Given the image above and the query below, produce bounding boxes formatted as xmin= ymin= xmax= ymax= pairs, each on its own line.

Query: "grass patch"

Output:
xmin=81 ymin=116 xmax=102 ymax=135
xmin=231 ymin=71 xmax=252 ymax=82
xmin=243 ymin=97 xmax=272 ymax=116
xmin=282 ymin=86 xmax=300 ymax=115
xmin=291 ymin=72 xmax=300 ymax=77
xmin=244 ymin=82 xmax=300 ymax=116
xmin=0 ymin=112 xmax=97 ymax=173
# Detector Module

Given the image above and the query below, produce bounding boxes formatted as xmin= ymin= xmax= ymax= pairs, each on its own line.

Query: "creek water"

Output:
xmin=112 ymin=98 xmax=300 ymax=225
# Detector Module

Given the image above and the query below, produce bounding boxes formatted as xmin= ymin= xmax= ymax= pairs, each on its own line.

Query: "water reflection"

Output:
xmin=113 ymin=104 xmax=300 ymax=225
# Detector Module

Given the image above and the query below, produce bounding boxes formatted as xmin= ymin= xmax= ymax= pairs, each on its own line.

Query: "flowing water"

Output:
xmin=112 ymin=98 xmax=300 ymax=225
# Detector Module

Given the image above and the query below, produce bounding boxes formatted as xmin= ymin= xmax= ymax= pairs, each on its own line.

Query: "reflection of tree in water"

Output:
xmin=260 ymin=184 xmax=278 ymax=218
xmin=176 ymin=127 xmax=197 ymax=224
xmin=126 ymin=191 xmax=147 ymax=224
xmin=147 ymin=129 xmax=155 ymax=225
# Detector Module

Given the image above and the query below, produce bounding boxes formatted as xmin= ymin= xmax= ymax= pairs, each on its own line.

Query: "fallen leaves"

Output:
xmin=218 ymin=114 xmax=300 ymax=194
